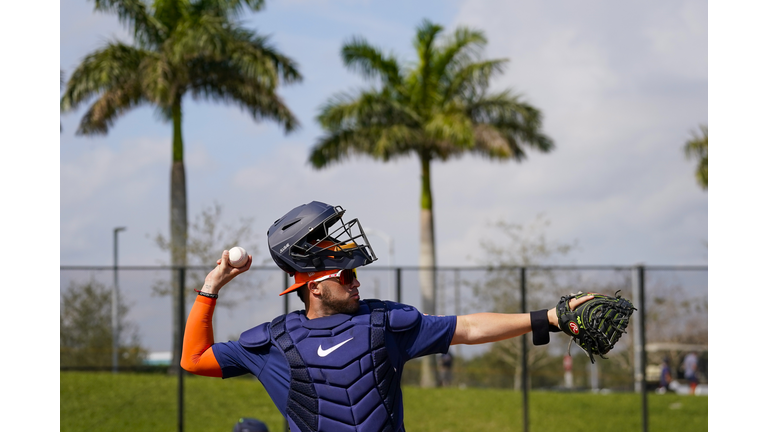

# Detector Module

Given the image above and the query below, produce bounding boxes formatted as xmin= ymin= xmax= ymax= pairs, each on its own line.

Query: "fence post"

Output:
xmin=632 ymin=265 xmax=648 ymax=432
xmin=520 ymin=267 xmax=529 ymax=432
xmin=112 ymin=256 xmax=119 ymax=374
xmin=178 ymin=266 xmax=185 ymax=432
xmin=639 ymin=266 xmax=648 ymax=432
xmin=632 ymin=267 xmax=642 ymax=393
xmin=396 ymin=268 xmax=402 ymax=304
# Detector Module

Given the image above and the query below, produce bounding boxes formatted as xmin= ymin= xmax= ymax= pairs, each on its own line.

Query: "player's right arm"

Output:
xmin=181 ymin=296 xmax=223 ymax=377
xmin=180 ymin=249 xmax=252 ymax=377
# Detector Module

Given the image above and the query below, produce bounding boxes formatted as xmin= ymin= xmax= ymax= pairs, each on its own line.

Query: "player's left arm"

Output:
xmin=450 ymin=295 xmax=594 ymax=345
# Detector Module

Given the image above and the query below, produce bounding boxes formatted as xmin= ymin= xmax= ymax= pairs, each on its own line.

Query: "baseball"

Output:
xmin=228 ymin=246 xmax=248 ymax=268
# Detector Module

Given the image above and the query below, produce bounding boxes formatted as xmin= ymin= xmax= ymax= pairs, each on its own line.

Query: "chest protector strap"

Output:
xmin=368 ymin=300 xmax=397 ymax=432
xmin=269 ymin=314 xmax=318 ymax=432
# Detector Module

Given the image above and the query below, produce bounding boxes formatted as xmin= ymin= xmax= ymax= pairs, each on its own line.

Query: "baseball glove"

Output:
xmin=556 ymin=291 xmax=636 ymax=363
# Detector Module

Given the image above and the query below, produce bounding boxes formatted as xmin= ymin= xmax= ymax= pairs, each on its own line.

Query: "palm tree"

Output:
xmin=61 ymin=70 xmax=65 ymax=132
xmin=310 ymin=19 xmax=553 ymax=387
xmin=61 ymin=0 xmax=301 ymax=371
xmin=684 ymin=124 xmax=707 ymax=190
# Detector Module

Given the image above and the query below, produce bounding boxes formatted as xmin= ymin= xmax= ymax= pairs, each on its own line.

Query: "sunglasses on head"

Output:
xmin=313 ymin=268 xmax=357 ymax=285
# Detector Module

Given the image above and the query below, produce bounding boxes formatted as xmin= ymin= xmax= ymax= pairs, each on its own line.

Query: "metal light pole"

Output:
xmin=112 ymin=226 xmax=126 ymax=373
xmin=364 ymin=228 xmax=394 ymax=298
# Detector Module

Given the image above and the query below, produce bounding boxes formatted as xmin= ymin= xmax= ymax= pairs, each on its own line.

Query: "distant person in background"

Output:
xmin=683 ymin=351 xmax=699 ymax=395
xmin=439 ymin=349 xmax=454 ymax=387
xmin=658 ymin=357 xmax=672 ymax=394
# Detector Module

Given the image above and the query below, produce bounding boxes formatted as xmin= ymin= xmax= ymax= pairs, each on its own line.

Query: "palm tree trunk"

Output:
xmin=418 ymin=153 xmax=438 ymax=388
xmin=170 ymin=97 xmax=188 ymax=374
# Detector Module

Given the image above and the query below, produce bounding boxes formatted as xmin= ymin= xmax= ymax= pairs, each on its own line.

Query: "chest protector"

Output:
xmin=245 ymin=300 xmax=419 ymax=432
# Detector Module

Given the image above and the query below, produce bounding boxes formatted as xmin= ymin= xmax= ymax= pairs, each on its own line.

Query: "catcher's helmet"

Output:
xmin=233 ymin=417 xmax=269 ymax=432
xmin=267 ymin=201 xmax=377 ymax=276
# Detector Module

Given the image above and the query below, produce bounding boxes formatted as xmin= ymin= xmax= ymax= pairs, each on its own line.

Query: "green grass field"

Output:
xmin=61 ymin=372 xmax=707 ymax=431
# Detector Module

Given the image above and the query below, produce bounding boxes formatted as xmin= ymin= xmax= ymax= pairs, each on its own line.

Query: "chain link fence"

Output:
xmin=61 ymin=264 xmax=707 ymax=430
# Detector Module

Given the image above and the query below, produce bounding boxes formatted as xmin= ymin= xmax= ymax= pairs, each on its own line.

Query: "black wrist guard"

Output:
xmin=530 ymin=309 xmax=561 ymax=345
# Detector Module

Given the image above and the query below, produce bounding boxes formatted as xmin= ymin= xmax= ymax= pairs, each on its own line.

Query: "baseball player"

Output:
xmin=181 ymin=201 xmax=593 ymax=432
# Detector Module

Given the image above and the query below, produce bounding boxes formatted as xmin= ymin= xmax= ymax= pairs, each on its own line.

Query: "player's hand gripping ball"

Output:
xmin=556 ymin=291 xmax=636 ymax=363
xmin=228 ymin=246 xmax=248 ymax=268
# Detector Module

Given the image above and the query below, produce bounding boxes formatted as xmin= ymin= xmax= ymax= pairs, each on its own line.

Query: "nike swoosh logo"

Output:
xmin=317 ymin=337 xmax=354 ymax=357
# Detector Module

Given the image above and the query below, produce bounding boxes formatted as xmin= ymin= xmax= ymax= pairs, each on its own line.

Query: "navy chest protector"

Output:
xmin=239 ymin=300 xmax=420 ymax=432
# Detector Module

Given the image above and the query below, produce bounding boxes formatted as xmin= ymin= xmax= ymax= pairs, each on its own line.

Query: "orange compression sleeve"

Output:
xmin=180 ymin=295 xmax=223 ymax=377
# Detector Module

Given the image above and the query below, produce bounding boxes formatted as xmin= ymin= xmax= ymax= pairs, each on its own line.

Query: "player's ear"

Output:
xmin=308 ymin=281 xmax=322 ymax=296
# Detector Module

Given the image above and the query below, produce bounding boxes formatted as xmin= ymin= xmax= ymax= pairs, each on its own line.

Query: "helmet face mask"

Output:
xmin=268 ymin=201 xmax=377 ymax=275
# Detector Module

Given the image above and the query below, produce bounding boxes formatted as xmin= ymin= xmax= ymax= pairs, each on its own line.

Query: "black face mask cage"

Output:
xmin=290 ymin=206 xmax=377 ymax=264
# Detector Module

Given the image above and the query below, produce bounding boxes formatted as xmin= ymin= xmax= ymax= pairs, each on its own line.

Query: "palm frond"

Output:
xmin=471 ymin=123 xmax=517 ymax=160
xmin=684 ymin=125 xmax=707 ymax=189
xmin=684 ymin=125 xmax=707 ymax=159
xmin=170 ymin=16 xmax=300 ymax=87
xmin=152 ymin=0 xmax=186 ymax=31
xmin=443 ymin=59 xmax=507 ymax=101
xmin=413 ymin=19 xmax=443 ymax=58
xmin=76 ymin=81 xmax=147 ymax=135
xmin=91 ymin=0 xmax=166 ymax=46
xmin=423 ymin=111 xmax=474 ymax=157
xmin=188 ymin=59 xmax=299 ymax=132
xmin=310 ymin=125 xmax=419 ymax=168
xmin=462 ymin=92 xmax=554 ymax=160
xmin=137 ymin=52 xmax=176 ymax=106
xmin=310 ymin=129 xmax=372 ymax=168
xmin=432 ymin=26 xmax=488 ymax=81
xmin=226 ymin=29 xmax=302 ymax=85
xmin=374 ymin=125 xmax=421 ymax=158
xmin=153 ymin=105 xmax=174 ymax=123
xmin=191 ymin=0 xmax=265 ymax=19
xmin=317 ymin=90 xmax=419 ymax=131
xmin=61 ymin=42 xmax=149 ymax=112
xmin=413 ymin=19 xmax=444 ymax=109
xmin=342 ymin=37 xmax=402 ymax=87
xmin=168 ymin=12 xmax=231 ymax=57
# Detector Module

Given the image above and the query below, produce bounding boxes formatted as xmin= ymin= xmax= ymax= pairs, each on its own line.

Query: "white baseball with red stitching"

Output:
xmin=228 ymin=246 xmax=248 ymax=267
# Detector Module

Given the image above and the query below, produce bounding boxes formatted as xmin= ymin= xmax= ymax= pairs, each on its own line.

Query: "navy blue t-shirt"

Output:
xmin=212 ymin=301 xmax=456 ymax=430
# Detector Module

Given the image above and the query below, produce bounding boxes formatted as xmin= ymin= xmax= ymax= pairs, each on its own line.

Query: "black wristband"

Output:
xmin=530 ymin=309 xmax=555 ymax=346
xmin=195 ymin=290 xmax=218 ymax=299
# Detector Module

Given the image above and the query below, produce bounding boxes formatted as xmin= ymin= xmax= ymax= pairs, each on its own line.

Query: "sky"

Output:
xmin=0 ymin=0 xmax=764 ymax=428
xmin=57 ymin=0 xmax=711 ymax=271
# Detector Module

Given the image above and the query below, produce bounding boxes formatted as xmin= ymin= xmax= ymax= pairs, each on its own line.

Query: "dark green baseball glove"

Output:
xmin=556 ymin=291 xmax=636 ymax=363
